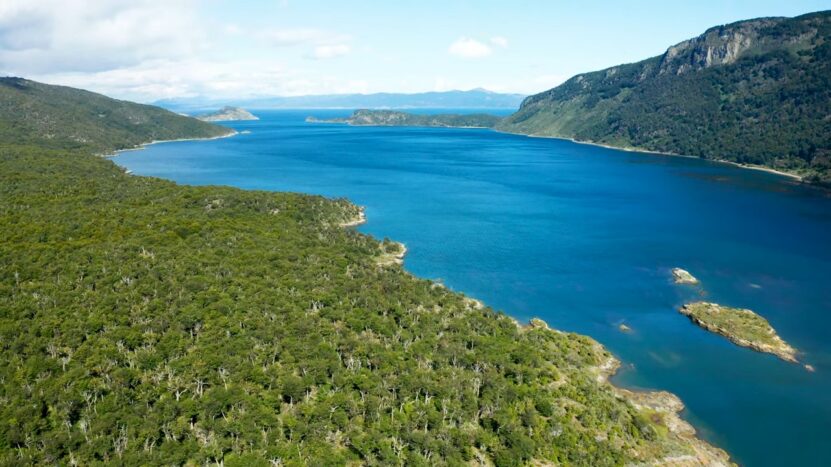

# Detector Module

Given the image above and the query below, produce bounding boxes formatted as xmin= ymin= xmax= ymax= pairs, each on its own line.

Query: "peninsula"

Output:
xmin=679 ymin=302 xmax=799 ymax=364
xmin=196 ymin=106 xmax=259 ymax=122
xmin=308 ymin=109 xmax=503 ymax=128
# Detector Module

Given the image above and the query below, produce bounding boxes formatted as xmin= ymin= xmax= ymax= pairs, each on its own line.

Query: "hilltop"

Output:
xmin=0 ymin=77 xmax=232 ymax=153
xmin=498 ymin=11 xmax=831 ymax=184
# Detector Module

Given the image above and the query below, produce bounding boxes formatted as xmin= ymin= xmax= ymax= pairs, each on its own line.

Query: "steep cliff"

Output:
xmin=499 ymin=11 xmax=831 ymax=184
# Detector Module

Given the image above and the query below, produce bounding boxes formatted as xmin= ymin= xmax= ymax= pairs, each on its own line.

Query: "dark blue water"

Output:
xmin=116 ymin=110 xmax=831 ymax=466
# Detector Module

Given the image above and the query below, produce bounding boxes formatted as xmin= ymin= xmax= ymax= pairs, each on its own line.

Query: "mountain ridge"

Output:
xmin=0 ymin=77 xmax=233 ymax=153
xmin=498 ymin=10 xmax=831 ymax=184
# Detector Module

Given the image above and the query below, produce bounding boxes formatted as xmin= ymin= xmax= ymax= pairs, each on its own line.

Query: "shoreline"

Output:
xmin=343 ymin=211 xmax=731 ymax=464
xmin=109 ymin=131 xmax=734 ymax=464
xmin=495 ymin=129 xmax=805 ymax=182
xmin=307 ymin=118 xmax=494 ymax=130
xmin=679 ymin=302 xmax=802 ymax=366
xmin=100 ymin=129 xmax=238 ymax=158
xmin=308 ymin=118 xmax=807 ymax=183
xmin=525 ymin=319 xmax=732 ymax=465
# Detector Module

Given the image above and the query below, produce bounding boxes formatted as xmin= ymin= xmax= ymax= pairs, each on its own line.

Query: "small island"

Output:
xmin=307 ymin=109 xmax=503 ymax=128
xmin=196 ymin=106 xmax=259 ymax=122
xmin=679 ymin=302 xmax=799 ymax=364
xmin=672 ymin=267 xmax=700 ymax=285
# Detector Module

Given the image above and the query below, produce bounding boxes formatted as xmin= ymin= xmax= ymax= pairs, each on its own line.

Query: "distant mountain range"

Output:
xmin=498 ymin=11 xmax=831 ymax=183
xmin=154 ymin=89 xmax=526 ymax=112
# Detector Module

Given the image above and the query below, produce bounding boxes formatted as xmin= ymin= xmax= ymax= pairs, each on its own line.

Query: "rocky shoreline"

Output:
xmin=679 ymin=302 xmax=800 ymax=364
xmin=592 ymin=343 xmax=733 ymax=466
xmin=339 ymin=211 xmax=734 ymax=464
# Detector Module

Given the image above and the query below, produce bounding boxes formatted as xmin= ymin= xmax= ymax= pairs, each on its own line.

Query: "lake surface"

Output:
xmin=115 ymin=110 xmax=831 ymax=466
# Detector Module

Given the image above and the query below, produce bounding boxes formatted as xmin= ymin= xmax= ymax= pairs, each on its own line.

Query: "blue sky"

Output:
xmin=1 ymin=0 xmax=829 ymax=101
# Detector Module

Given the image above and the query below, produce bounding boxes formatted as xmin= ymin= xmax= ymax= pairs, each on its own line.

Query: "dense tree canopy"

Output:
xmin=0 ymin=78 xmax=729 ymax=465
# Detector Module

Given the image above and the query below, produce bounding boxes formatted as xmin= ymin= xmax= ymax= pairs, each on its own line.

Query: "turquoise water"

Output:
xmin=115 ymin=110 xmax=831 ymax=466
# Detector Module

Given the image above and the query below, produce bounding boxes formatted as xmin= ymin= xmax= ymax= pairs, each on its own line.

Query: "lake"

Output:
xmin=115 ymin=110 xmax=831 ymax=466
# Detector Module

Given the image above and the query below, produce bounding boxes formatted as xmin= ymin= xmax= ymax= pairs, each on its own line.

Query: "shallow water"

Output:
xmin=115 ymin=110 xmax=831 ymax=466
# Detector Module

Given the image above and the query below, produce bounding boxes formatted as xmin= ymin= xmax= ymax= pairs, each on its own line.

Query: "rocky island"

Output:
xmin=307 ymin=109 xmax=503 ymax=128
xmin=196 ymin=106 xmax=259 ymax=122
xmin=679 ymin=302 xmax=799 ymax=364
xmin=672 ymin=268 xmax=700 ymax=285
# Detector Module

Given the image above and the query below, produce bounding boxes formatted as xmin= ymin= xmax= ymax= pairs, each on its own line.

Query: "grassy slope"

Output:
xmin=499 ymin=11 xmax=831 ymax=184
xmin=0 ymin=77 xmax=233 ymax=154
xmin=0 ymin=80 xmax=729 ymax=465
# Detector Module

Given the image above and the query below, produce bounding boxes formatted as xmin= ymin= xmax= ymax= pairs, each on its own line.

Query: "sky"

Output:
xmin=1 ymin=0 xmax=830 ymax=102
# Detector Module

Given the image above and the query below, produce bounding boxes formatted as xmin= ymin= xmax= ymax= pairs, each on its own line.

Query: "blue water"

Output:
xmin=116 ymin=110 xmax=831 ymax=466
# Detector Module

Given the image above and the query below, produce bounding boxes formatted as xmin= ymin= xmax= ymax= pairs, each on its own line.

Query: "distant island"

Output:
xmin=497 ymin=11 xmax=831 ymax=185
xmin=156 ymin=88 xmax=525 ymax=112
xmin=679 ymin=302 xmax=800 ymax=364
xmin=196 ymin=106 xmax=258 ymax=122
xmin=308 ymin=109 xmax=502 ymax=128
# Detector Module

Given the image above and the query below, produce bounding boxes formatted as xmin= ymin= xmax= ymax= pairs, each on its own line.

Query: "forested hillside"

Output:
xmin=310 ymin=109 xmax=502 ymax=128
xmin=499 ymin=11 xmax=831 ymax=184
xmin=0 ymin=78 xmax=232 ymax=153
xmin=0 ymin=79 xmax=730 ymax=465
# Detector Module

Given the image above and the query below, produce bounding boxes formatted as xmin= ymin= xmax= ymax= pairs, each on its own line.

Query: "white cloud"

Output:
xmin=448 ymin=37 xmax=492 ymax=59
xmin=32 ymin=57 xmax=376 ymax=101
xmin=490 ymin=36 xmax=508 ymax=48
xmin=0 ymin=0 xmax=206 ymax=74
xmin=258 ymin=28 xmax=348 ymax=47
xmin=307 ymin=44 xmax=350 ymax=60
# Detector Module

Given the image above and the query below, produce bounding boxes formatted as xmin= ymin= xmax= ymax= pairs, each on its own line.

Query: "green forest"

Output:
xmin=0 ymin=79 xmax=729 ymax=465
xmin=312 ymin=109 xmax=503 ymax=129
xmin=499 ymin=11 xmax=831 ymax=184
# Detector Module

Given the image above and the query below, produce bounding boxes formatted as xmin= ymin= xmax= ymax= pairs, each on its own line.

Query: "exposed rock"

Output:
xmin=679 ymin=302 xmax=799 ymax=364
xmin=339 ymin=209 xmax=366 ymax=227
xmin=672 ymin=268 xmax=700 ymax=285
xmin=375 ymin=241 xmax=407 ymax=266
xmin=658 ymin=19 xmax=782 ymax=75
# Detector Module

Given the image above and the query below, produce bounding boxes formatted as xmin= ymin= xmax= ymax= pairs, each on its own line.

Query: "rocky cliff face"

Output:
xmin=498 ymin=11 xmax=831 ymax=184
xmin=658 ymin=19 xmax=774 ymax=74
